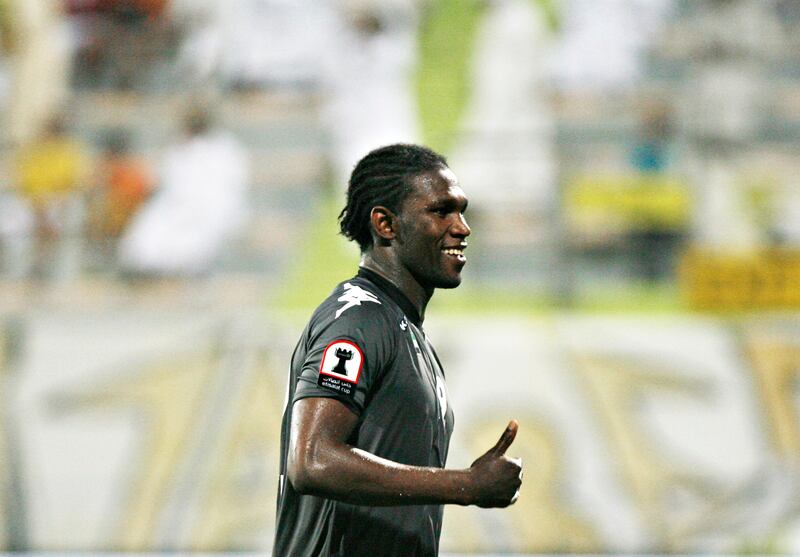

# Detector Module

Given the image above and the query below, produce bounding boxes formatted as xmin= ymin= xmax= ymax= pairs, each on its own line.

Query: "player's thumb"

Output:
xmin=490 ymin=420 xmax=518 ymax=456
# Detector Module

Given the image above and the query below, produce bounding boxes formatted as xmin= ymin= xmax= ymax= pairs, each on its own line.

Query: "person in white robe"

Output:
xmin=118 ymin=108 xmax=249 ymax=276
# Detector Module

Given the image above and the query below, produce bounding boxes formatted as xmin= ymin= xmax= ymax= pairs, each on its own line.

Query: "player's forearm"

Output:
xmin=289 ymin=441 xmax=474 ymax=506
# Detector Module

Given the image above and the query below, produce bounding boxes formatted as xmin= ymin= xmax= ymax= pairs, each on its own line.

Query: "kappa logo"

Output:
xmin=399 ymin=318 xmax=408 ymax=331
xmin=335 ymin=282 xmax=380 ymax=319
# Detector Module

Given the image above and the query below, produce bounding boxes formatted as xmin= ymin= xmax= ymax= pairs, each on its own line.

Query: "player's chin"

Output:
xmin=436 ymin=272 xmax=463 ymax=289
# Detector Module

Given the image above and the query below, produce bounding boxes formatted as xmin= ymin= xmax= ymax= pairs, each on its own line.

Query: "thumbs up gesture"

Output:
xmin=467 ymin=420 xmax=523 ymax=508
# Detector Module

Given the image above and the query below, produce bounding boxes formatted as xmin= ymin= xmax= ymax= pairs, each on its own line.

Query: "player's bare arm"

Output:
xmin=287 ymin=397 xmax=522 ymax=507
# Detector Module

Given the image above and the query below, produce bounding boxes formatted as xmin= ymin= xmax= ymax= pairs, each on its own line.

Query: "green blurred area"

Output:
xmin=416 ymin=0 xmax=487 ymax=153
xmin=416 ymin=0 xmax=558 ymax=152
xmin=276 ymin=193 xmax=360 ymax=310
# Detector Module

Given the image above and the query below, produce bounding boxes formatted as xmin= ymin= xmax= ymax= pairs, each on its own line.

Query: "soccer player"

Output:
xmin=274 ymin=144 xmax=523 ymax=556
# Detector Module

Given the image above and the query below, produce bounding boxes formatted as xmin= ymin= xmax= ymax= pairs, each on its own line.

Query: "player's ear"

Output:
xmin=370 ymin=206 xmax=397 ymax=244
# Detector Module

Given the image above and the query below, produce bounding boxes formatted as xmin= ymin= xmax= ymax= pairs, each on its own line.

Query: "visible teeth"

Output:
xmin=443 ymin=249 xmax=464 ymax=255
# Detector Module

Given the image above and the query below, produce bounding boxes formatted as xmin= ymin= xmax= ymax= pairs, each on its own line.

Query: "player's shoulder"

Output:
xmin=312 ymin=276 xmax=398 ymax=326
xmin=304 ymin=276 xmax=408 ymax=356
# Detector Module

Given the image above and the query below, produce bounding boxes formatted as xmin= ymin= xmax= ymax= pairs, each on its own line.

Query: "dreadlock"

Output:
xmin=338 ymin=144 xmax=448 ymax=252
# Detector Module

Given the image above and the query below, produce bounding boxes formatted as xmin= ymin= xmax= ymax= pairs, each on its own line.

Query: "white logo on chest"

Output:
xmin=335 ymin=282 xmax=381 ymax=319
xmin=435 ymin=376 xmax=448 ymax=422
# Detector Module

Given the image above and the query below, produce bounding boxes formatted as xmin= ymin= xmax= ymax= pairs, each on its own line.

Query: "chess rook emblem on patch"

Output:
xmin=318 ymin=340 xmax=364 ymax=397
xmin=331 ymin=347 xmax=353 ymax=374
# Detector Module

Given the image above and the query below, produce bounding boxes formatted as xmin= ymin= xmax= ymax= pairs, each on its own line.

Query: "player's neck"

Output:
xmin=359 ymin=254 xmax=432 ymax=322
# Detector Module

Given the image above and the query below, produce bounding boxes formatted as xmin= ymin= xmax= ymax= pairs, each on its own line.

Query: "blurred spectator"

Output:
xmin=6 ymin=0 xmax=72 ymax=145
xmin=164 ymin=0 xmax=225 ymax=87
xmin=772 ymin=178 xmax=800 ymax=247
xmin=67 ymin=0 xmax=173 ymax=90
xmin=322 ymin=0 xmax=421 ymax=189
xmin=449 ymin=0 xmax=555 ymax=210
xmin=630 ymin=101 xmax=672 ymax=174
xmin=14 ymin=113 xmax=90 ymax=280
xmin=168 ymin=0 xmax=331 ymax=91
xmin=85 ymin=129 xmax=153 ymax=265
xmin=549 ymin=0 xmax=674 ymax=91
xmin=675 ymin=0 xmax=781 ymax=251
xmin=627 ymin=101 xmax=683 ymax=282
xmin=117 ymin=105 xmax=249 ymax=277
xmin=0 ymin=190 xmax=34 ymax=279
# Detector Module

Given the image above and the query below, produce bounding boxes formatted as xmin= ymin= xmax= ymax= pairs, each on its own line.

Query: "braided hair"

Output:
xmin=339 ymin=143 xmax=448 ymax=252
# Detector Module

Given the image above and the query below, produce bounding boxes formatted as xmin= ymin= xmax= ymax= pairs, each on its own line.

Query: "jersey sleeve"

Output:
xmin=293 ymin=299 xmax=396 ymax=415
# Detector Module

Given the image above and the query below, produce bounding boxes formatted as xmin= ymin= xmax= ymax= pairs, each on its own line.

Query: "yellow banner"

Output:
xmin=680 ymin=248 xmax=800 ymax=310
xmin=565 ymin=175 xmax=691 ymax=232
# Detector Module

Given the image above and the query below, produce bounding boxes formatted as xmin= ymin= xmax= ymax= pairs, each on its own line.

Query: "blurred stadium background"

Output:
xmin=1 ymin=0 xmax=800 ymax=554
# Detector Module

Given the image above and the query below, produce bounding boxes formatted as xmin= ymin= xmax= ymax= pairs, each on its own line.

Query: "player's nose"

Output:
xmin=451 ymin=213 xmax=471 ymax=238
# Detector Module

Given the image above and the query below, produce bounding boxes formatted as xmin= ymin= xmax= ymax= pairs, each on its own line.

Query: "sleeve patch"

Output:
xmin=317 ymin=340 xmax=364 ymax=397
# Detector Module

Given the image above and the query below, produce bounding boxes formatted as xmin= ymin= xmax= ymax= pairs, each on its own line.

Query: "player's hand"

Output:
xmin=467 ymin=420 xmax=523 ymax=508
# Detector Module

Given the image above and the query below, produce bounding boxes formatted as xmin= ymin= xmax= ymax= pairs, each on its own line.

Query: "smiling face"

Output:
xmin=394 ymin=166 xmax=471 ymax=290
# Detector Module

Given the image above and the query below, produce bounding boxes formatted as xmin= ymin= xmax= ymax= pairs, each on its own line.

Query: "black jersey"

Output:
xmin=274 ymin=267 xmax=455 ymax=557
